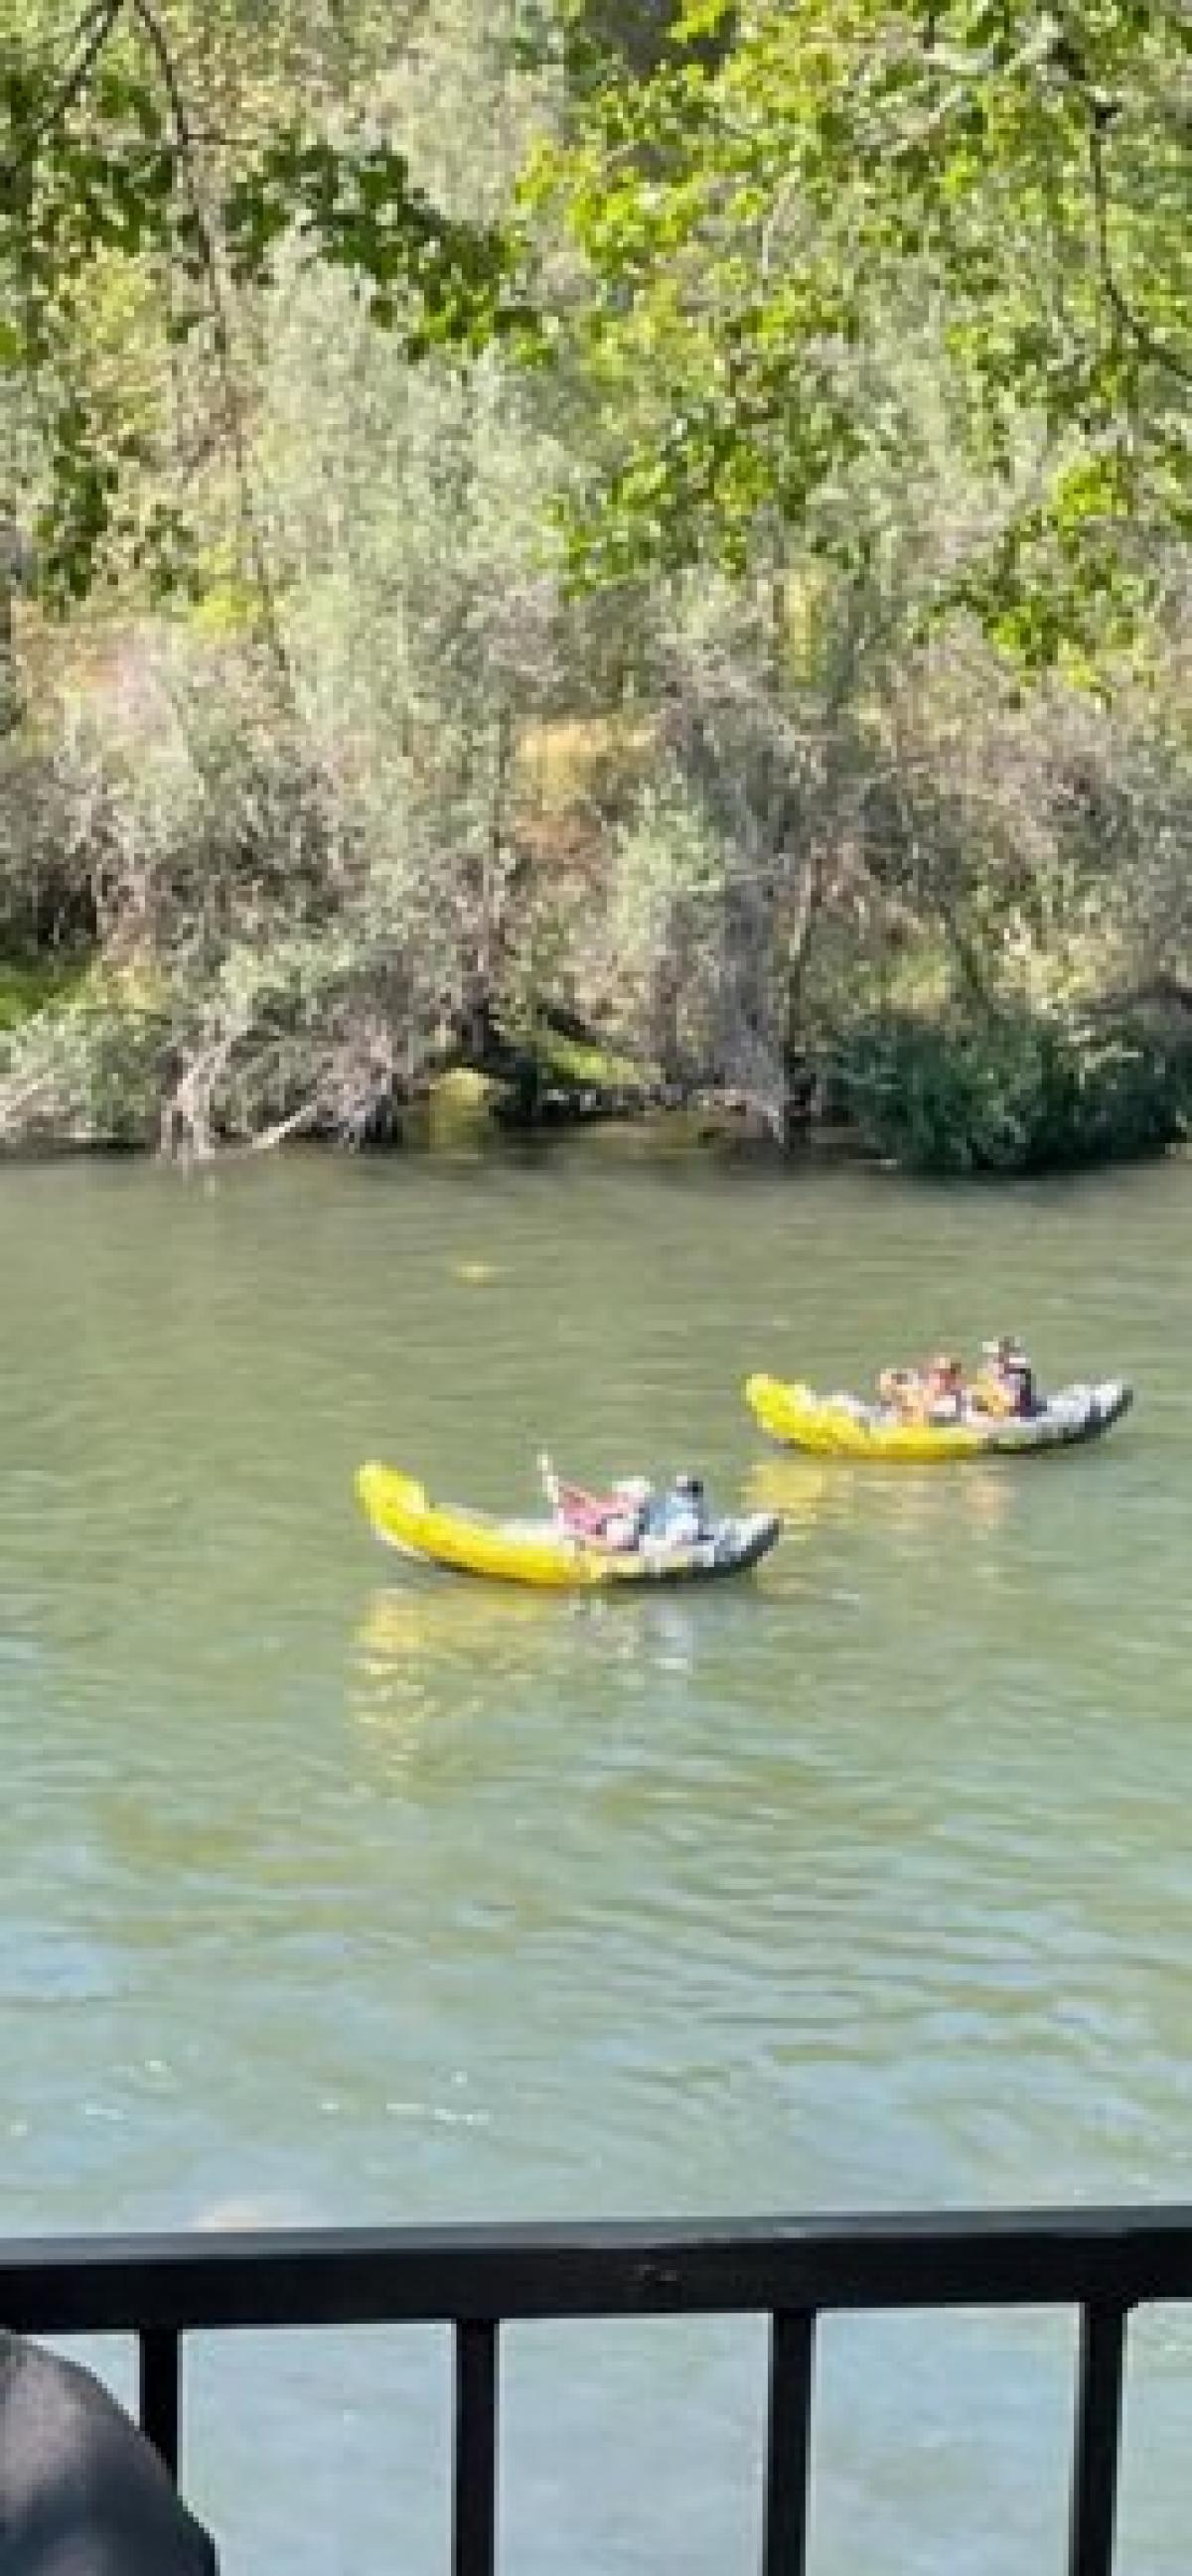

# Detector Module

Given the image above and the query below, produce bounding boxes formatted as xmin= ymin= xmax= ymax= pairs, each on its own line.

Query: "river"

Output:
xmin=1 ymin=1144 xmax=1189 ymax=2574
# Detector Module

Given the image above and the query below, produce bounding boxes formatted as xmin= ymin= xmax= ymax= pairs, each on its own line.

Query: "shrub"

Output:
xmin=834 ymin=1005 xmax=1192 ymax=1176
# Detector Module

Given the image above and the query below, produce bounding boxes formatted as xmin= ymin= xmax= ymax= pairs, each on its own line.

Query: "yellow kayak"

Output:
xmin=744 ymin=1373 xmax=1132 ymax=1464
xmin=357 ymin=1464 xmax=781 ymax=1589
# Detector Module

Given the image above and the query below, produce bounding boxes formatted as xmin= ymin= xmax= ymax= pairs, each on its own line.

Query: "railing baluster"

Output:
xmin=762 ymin=2309 xmax=816 ymax=2576
xmin=138 ymin=2326 xmax=182 ymax=2483
xmin=1068 ymin=2303 xmax=1127 ymax=2576
xmin=453 ymin=2320 xmax=499 ymax=2576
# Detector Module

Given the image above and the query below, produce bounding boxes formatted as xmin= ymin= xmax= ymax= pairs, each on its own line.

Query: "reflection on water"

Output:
xmin=351 ymin=1580 xmax=556 ymax=1754
xmin=350 ymin=1576 xmax=718 ymax=1777
xmin=745 ymin=1451 xmax=1014 ymax=1536
xmin=743 ymin=1456 xmax=831 ymax=1528
xmin=356 ymin=1579 xmax=548 ymax=1669
xmin=0 ymin=1149 xmax=1188 ymax=2576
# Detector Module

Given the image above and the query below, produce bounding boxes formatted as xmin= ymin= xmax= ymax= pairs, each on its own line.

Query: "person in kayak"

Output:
xmin=972 ymin=1337 xmax=1038 ymax=1418
xmin=921 ymin=1354 xmax=967 ymax=1422
xmin=538 ymin=1455 xmax=652 ymax=1549
xmin=643 ymin=1473 xmax=708 ymax=1546
xmin=1008 ymin=1347 xmax=1038 ymax=1415
xmin=971 ymin=1339 xmax=1016 ymax=1415
xmin=877 ymin=1364 xmax=923 ymax=1419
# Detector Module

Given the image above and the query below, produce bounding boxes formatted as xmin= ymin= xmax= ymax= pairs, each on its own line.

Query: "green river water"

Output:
xmin=1 ymin=1144 xmax=1190 ymax=2574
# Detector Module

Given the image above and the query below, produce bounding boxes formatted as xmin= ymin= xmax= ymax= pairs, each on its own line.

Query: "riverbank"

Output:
xmin=6 ymin=564 xmax=1192 ymax=1184
xmin=0 ymin=953 xmax=1188 ymax=1176
xmin=4 ymin=0 xmax=1192 ymax=1192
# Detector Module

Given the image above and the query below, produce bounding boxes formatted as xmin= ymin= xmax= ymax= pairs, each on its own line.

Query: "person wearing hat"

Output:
xmin=646 ymin=1472 xmax=708 ymax=1546
xmin=1005 ymin=1342 xmax=1038 ymax=1416
xmin=921 ymin=1353 xmax=967 ymax=1423
xmin=971 ymin=1336 xmax=1036 ymax=1418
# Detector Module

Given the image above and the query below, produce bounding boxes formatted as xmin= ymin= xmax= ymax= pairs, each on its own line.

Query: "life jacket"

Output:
xmin=971 ymin=1370 xmax=1015 ymax=1418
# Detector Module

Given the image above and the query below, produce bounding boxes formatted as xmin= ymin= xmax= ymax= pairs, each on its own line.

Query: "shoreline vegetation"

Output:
xmin=0 ymin=971 xmax=1188 ymax=1177
xmin=2 ymin=2 xmax=1190 ymax=1179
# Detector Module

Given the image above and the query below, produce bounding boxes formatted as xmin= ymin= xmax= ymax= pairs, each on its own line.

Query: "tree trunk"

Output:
xmin=780 ymin=853 xmax=823 ymax=1147
xmin=0 ymin=506 xmax=19 ymax=737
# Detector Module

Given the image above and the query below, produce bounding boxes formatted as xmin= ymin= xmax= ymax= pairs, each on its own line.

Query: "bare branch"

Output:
xmin=125 ymin=0 xmax=292 ymax=689
xmin=2 ymin=0 xmax=125 ymax=172
xmin=246 ymin=1094 xmax=327 ymax=1152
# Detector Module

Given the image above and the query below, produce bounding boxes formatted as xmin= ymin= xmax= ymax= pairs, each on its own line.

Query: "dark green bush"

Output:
xmin=835 ymin=1006 xmax=1192 ymax=1176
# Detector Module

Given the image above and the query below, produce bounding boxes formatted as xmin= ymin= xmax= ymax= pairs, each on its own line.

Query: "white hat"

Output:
xmin=614 ymin=1476 xmax=651 ymax=1503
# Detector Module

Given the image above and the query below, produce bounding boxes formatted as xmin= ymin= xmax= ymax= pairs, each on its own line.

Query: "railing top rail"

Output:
xmin=3 ymin=2208 xmax=1192 ymax=2336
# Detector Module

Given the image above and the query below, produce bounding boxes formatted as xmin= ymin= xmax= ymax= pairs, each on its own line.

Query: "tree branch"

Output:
xmin=3 ymin=0 xmax=125 ymax=170
xmin=125 ymin=0 xmax=292 ymax=689
xmin=1087 ymin=108 xmax=1192 ymax=391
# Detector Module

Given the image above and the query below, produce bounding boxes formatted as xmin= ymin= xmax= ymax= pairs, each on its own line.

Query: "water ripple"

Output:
xmin=0 ymin=1152 xmax=1188 ymax=2575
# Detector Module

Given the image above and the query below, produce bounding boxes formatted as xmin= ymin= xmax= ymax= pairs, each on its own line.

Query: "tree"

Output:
xmin=523 ymin=0 xmax=1192 ymax=662
xmin=0 ymin=0 xmax=528 ymax=608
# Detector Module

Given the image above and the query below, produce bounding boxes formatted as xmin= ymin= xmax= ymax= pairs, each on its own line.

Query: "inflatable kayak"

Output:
xmin=744 ymin=1373 xmax=1132 ymax=1463
xmin=356 ymin=1464 xmax=781 ymax=1588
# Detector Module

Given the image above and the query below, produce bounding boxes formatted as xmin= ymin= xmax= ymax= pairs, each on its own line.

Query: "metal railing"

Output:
xmin=4 ymin=2207 xmax=1192 ymax=2576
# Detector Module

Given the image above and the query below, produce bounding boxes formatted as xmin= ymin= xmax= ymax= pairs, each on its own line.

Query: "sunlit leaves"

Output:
xmin=0 ymin=2 xmax=533 ymax=604
xmin=524 ymin=0 xmax=1192 ymax=661
xmin=222 ymin=133 xmax=527 ymax=356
